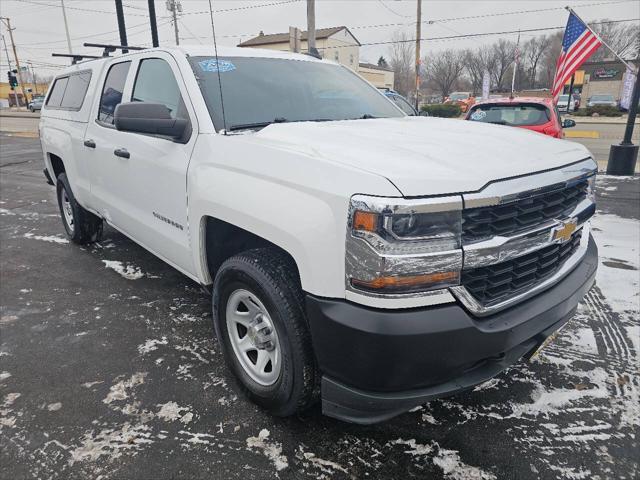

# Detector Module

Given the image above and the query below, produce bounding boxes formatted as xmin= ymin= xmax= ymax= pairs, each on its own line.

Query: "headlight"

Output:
xmin=346 ymin=195 xmax=463 ymax=295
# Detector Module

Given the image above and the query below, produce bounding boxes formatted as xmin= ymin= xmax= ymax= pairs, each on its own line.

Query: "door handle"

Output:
xmin=114 ymin=148 xmax=130 ymax=159
xmin=83 ymin=139 xmax=96 ymax=148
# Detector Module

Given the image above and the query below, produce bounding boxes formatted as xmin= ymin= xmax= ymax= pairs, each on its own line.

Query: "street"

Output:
xmin=1 ymin=128 xmax=638 ymax=479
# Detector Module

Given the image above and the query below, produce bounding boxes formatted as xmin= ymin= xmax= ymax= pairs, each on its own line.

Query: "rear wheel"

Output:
xmin=56 ymin=173 xmax=103 ymax=244
xmin=212 ymin=248 xmax=319 ymax=416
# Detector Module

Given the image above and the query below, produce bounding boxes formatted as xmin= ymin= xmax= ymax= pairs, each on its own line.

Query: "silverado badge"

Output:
xmin=551 ymin=218 xmax=577 ymax=243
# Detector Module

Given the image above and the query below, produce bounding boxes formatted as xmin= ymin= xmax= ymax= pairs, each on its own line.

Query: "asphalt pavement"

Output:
xmin=1 ymin=132 xmax=639 ymax=480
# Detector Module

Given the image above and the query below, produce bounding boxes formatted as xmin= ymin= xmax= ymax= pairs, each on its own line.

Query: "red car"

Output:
xmin=465 ymin=97 xmax=575 ymax=139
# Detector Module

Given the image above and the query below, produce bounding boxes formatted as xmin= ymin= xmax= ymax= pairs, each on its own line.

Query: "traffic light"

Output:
xmin=7 ymin=71 xmax=18 ymax=88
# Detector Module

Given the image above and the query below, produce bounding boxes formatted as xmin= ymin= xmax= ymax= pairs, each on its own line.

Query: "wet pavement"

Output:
xmin=1 ymin=133 xmax=639 ymax=479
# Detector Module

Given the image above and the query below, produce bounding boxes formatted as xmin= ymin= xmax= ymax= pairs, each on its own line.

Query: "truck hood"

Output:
xmin=249 ymin=116 xmax=591 ymax=197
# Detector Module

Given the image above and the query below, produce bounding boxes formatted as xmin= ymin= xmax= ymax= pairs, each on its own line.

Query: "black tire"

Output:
xmin=30 ymin=107 xmax=34 ymax=113
xmin=212 ymin=247 xmax=319 ymax=416
xmin=56 ymin=173 xmax=103 ymax=244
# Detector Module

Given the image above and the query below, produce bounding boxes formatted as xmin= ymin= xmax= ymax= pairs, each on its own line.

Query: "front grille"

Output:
xmin=461 ymin=230 xmax=582 ymax=306
xmin=462 ymin=179 xmax=589 ymax=243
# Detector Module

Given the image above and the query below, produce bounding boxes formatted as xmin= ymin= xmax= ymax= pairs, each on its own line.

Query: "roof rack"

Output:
xmin=83 ymin=43 xmax=145 ymax=57
xmin=51 ymin=53 xmax=102 ymax=65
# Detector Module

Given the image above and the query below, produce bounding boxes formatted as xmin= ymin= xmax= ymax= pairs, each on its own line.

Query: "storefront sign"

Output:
xmin=592 ymin=67 xmax=619 ymax=79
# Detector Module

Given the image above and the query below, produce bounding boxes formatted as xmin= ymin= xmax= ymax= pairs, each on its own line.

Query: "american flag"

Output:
xmin=552 ymin=12 xmax=602 ymax=101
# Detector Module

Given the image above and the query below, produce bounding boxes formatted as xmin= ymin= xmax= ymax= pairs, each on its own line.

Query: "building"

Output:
xmin=358 ymin=62 xmax=394 ymax=89
xmin=563 ymin=59 xmax=639 ymax=103
xmin=0 ymin=82 xmax=48 ymax=107
xmin=238 ymin=26 xmax=394 ymax=88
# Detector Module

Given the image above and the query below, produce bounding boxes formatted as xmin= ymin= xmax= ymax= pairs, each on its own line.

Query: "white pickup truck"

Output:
xmin=39 ymin=46 xmax=598 ymax=424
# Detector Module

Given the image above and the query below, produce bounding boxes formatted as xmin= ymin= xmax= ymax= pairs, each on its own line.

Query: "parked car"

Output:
xmin=586 ymin=94 xmax=617 ymax=108
xmin=28 ymin=95 xmax=45 ymax=112
xmin=444 ymin=91 xmax=475 ymax=112
xmin=39 ymin=46 xmax=597 ymax=424
xmin=556 ymin=94 xmax=576 ymax=113
xmin=378 ymin=88 xmax=419 ymax=116
xmin=465 ymin=97 xmax=576 ymax=139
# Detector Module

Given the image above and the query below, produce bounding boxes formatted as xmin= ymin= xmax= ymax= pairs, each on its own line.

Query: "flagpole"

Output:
xmin=511 ymin=30 xmax=520 ymax=97
xmin=565 ymin=6 xmax=636 ymax=72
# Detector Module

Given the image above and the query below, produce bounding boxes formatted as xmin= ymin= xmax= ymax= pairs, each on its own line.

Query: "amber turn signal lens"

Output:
xmin=351 ymin=271 xmax=459 ymax=293
xmin=353 ymin=210 xmax=379 ymax=232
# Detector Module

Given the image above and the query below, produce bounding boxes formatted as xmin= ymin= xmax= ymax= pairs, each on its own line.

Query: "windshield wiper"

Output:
xmin=360 ymin=114 xmax=377 ymax=119
xmin=488 ymin=120 xmax=507 ymax=125
xmin=228 ymin=117 xmax=287 ymax=131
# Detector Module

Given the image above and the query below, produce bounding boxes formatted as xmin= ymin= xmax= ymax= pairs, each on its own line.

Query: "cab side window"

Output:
xmin=98 ymin=61 xmax=131 ymax=125
xmin=131 ymin=58 xmax=188 ymax=121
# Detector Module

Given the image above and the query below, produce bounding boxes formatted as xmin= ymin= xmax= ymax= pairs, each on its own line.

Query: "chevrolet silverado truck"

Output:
xmin=39 ymin=46 xmax=598 ymax=424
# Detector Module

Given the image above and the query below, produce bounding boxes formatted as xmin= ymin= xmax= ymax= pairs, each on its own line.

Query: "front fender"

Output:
xmin=187 ymin=134 xmax=399 ymax=298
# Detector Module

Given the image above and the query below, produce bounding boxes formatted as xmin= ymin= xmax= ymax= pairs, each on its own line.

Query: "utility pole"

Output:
xmin=167 ymin=0 xmax=182 ymax=46
xmin=414 ymin=0 xmax=422 ymax=111
xmin=306 ymin=0 xmax=318 ymax=57
xmin=1 ymin=34 xmax=20 ymax=107
xmin=60 ymin=0 xmax=73 ymax=54
xmin=114 ymin=0 xmax=128 ymax=53
xmin=1 ymin=17 xmax=28 ymax=107
xmin=148 ymin=0 xmax=159 ymax=47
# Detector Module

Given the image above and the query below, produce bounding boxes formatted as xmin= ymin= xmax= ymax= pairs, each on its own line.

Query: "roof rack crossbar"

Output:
xmin=83 ymin=42 xmax=145 ymax=57
xmin=52 ymin=53 xmax=102 ymax=65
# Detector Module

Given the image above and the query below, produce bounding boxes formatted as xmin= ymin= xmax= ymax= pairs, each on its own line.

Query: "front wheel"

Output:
xmin=212 ymin=248 xmax=319 ymax=416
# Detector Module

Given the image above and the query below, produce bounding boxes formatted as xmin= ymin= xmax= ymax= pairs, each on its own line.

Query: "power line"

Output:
xmin=320 ymin=18 xmax=640 ymax=49
xmin=350 ymin=0 xmax=636 ymax=30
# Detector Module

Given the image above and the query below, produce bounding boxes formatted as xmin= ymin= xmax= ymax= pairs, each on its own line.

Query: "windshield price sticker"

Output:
xmin=198 ymin=59 xmax=236 ymax=73
xmin=470 ymin=110 xmax=487 ymax=121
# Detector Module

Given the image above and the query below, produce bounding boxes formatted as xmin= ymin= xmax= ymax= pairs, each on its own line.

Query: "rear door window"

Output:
xmin=46 ymin=77 xmax=69 ymax=107
xmin=60 ymin=71 xmax=92 ymax=109
xmin=98 ymin=61 xmax=131 ymax=125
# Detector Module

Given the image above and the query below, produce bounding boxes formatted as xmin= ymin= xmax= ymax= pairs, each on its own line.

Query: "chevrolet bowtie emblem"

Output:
xmin=551 ymin=218 xmax=577 ymax=243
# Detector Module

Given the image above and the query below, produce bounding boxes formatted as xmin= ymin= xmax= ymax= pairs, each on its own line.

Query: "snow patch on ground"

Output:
xmin=0 ymin=372 xmax=12 ymax=381
xmin=101 ymin=260 xmax=145 ymax=280
xmin=246 ymin=429 xmax=288 ymax=472
xmin=103 ymin=373 xmax=147 ymax=404
xmin=47 ymin=402 xmax=62 ymax=411
xmin=156 ymin=402 xmax=192 ymax=424
xmin=23 ymin=232 xmax=68 ymax=244
xmin=590 ymin=213 xmax=640 ymax=312
xmin=138 ymin=337 xmax=168 ymax=355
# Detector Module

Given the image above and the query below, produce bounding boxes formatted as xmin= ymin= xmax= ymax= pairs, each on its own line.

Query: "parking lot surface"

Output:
xmin=1 ymin=133 xmax=639 ymax=479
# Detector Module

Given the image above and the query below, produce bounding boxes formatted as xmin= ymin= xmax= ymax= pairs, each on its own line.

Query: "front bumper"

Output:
xmin=305 ymin=235 xmax=598 ymax=424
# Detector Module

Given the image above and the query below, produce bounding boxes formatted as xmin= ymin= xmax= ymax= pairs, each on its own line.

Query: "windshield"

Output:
xmin=468 ymin=103 xmax=551 ymax=126
xmin=558 ymin=95 xmax=569 ymax=102
xmin=449 ymin=93 xmax=469 ymax=100
xmin=189 ymin=56 xmax=403 ymax=131
xmin=591 ymin=95 xmax=614 ymax=101
xmin=389 ymin=94 xmax=416 ymax=116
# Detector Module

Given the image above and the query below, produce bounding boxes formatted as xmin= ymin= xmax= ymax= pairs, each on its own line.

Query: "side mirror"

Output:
xmin=562 ymin=119 xmax=576 ymax=129
xmin=115 ymin=102 xmax=189 ymax=141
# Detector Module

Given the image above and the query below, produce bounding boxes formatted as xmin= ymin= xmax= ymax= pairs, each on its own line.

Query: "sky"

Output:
xmin=0 ymin=0 xmax=638 ymax=76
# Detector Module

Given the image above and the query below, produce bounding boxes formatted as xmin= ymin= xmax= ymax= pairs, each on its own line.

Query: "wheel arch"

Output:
xmin=200 ymin=216 xmax=302 ymax=289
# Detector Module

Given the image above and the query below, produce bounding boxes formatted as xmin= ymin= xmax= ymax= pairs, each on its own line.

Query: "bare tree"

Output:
xmin=387 ymin=31 xmax=414 ymax=97
xmin=591 ymin=20 xmax=640 ymax=60
xmin=490 ymin=39 xmax=516 ymax=91
xmin=539 ymin=31 xmax=563 ymax=90
xmin=423 ymin=49 xmax=466 ymax=98
xmin=523 ymin=35 xmax=552 ymax=89
xmin=465 ymin=46 xmax=495 ymax=95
